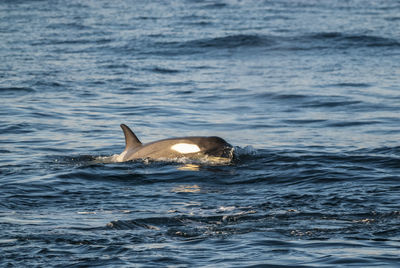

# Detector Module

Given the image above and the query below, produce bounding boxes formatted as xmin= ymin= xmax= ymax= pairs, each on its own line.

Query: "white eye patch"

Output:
xmin=171 ymin=143 xmax=201 ymax=154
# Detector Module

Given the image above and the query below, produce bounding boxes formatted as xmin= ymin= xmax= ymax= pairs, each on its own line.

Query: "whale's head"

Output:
xmin=196 ymin=136 xmax=234 ymax=160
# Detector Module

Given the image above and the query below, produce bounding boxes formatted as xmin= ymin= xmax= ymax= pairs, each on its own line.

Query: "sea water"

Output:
xmin=1 ymin=0 xmax=400 ymax=267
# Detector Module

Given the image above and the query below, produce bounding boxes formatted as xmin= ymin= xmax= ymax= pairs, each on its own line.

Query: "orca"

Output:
xmin=114 ymin=124 xmax=234 ymax=163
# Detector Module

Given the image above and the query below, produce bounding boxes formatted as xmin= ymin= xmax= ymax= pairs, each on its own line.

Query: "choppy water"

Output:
xmin=1 ymin=0 xmax=400 ymax=267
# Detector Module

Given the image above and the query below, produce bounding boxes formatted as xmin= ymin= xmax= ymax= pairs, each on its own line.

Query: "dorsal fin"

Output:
xmin=120 ymin=124 xmax=142 ymax=151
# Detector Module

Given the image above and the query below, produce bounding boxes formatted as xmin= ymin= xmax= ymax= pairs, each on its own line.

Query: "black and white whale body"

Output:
xmin=114 ymin=124 xmax=234 ymax=163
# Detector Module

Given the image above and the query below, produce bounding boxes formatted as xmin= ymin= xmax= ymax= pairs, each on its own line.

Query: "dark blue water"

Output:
xmin=1 ymin=0 xmax=400 ymax=267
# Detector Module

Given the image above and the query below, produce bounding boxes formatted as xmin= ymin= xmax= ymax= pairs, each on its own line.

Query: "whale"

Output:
xmin=114 ymin=124 xmax=234 ymax=163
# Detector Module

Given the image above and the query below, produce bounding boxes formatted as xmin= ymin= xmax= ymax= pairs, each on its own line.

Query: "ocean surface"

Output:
xmin=1 ymin=0 xmax=400 ymax=267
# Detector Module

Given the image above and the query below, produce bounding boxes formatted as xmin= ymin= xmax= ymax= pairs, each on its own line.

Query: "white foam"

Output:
xmin=171 ymin=143 xmax=201 ymax=154
xmin=94 ymin=153 xmax=124 ymax=163
xmin=107 ymin=151 xmax=127 ymax=162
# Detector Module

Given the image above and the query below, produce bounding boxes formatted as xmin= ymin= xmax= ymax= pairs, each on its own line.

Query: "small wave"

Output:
xmin=0 ymin=123 xmax=36 ymax=134
xmin=106 ymin=210 xmax=258 ymax=233
xmin=385 ymin=16 xmax=400 ymax=22
xmin=33 ymin=80 xmax=64 ymax=89
xmin=305 ymin=32 xmax=400 ymax=48
xmin=32 ymin=37 xmax=112 ymax=47
xmin=284 ymin=119 xmax=327 ymax=125
xmin=255 ymin=32 xmax=400 ymax=51
xmin=122 ymin=31 xmax=399 ymax=56
xmin=359 ymin=146 xmax=400 ymax=155
xmin=148 ymin=67 xmax=180 ymax=74
xmin=46 ymin=22 xmax=92 ymax=30
xmin=104 ymin=63 xmax=130 ymax=69
xmin=140 ymin=34 xmax=270 ymax=55
xmin=51 ymin=155 xmax=98 ymax=166
xmin=255 ymin=92 xmax=309 ymax=102
xmin=106 ymin=220 xmax=160 ymax=230
xmin=331 ymin=82 xmax=372 ymax=88
xmin=234 ymin=145 xmax=258 ymax=156
xmin=302 ymin=100 xmax=362 ymax=108
xmin=201 ymin=3 xmax=228 ymax=9
xmin=326 ymin=120 xmax=380 ymax=127
xmin=260 ymin=92 xmax=365 ymax=110
xmin=0 ymin=86 xmax=35 ymax=93
xmin=103 ymin=209 xmax=400 ymax=241
xmin=184 ymin=34 xmax=274 ymax=49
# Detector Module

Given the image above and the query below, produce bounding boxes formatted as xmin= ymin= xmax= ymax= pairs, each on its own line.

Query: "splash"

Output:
xmin=94 ymin=147 xmax=236 ymax=166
